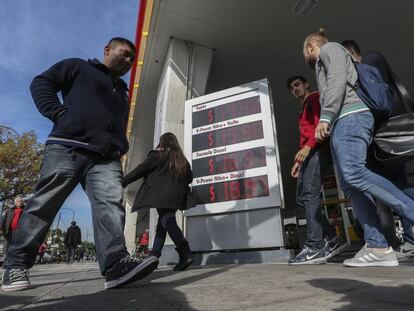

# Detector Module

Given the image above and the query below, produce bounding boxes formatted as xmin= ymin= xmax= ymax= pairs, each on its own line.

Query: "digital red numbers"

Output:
xmin=193 ymin=96 xmax=261 ymax=128
xmin=192 ymin=147 xmax=266 ymax=178
xmin=191 ymin=95 xmax=271 ymax=205
xmin=192 ymin=121 xmax=264 ymax=152
xmin=195 ymin=176 xmax=269 ymax=204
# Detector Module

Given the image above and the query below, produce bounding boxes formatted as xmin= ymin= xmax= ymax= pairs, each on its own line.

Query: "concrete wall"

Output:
xmin=149 ymin=37 xmax=213 ymax=247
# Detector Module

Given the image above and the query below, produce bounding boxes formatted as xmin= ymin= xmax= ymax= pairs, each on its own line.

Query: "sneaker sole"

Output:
xmin=2 ymin=282 xmax=31 ymax=292
xmin=326 ymin=243 xmax=349 ymax=259
xmin=104 ymin=257 xmax=159 ymax=289
xmin=288 ymin=257 xmax=327 ymax=265
xmin=343 ymin=260 xmax=399 ymax=267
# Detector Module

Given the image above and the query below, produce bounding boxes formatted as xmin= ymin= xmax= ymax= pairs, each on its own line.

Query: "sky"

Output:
xmin=0 ymin=0 xmax=140 ymax=241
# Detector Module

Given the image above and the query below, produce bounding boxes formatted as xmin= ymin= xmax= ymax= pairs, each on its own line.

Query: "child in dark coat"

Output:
xmin=122 ymin=132 xmax=194 ymax=271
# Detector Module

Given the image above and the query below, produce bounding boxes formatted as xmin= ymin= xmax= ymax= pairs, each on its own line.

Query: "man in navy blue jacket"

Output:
xmin=2 ymin=38 xmax=158 ymax=292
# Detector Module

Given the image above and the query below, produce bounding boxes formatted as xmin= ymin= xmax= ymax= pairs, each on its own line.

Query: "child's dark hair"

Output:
xmin=157 ymin=132 xmax=188 ymax=178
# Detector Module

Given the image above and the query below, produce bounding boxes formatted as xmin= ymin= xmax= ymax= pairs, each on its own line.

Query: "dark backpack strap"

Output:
xmin=389 ymin=69 xmax=414 ymax=112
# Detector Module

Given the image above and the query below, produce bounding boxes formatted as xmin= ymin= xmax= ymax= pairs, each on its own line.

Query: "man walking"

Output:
xmin=286 ymin=76 xmax=347 ymax=265
xmin=341 ymin=40 xmax=414 ymax=255
xmin=2 ymin=37 xmax=158 ymax=292
xmin=64 ymin=221 xmax=81 ymax=264
xmin=1 ymin=197 xmax=25 ymax=252
xmin=303 ymin=29 xmax=414 ymax=267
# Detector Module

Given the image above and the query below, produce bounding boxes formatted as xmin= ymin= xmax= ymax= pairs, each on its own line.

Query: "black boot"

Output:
xmin=173 ymin=241 xmax=193 ymax=271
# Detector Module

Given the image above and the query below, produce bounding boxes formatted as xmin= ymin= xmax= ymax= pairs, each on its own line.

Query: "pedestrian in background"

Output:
xmin=64 ymin=221 xmax=81 ymax=264
xmin=37 ymin=242 xmax=47 ymax=264
xmin=0 ymin=197 xmax=25 ymax=252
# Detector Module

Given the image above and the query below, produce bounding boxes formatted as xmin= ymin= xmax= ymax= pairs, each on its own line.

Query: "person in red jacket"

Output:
xmin=140 ymin=230 xmax=149 ymax=248
xmin=136 ymin=229 xmax=149 ymax=257
xmin=38 ymin=243 xmax=47 ymax=264
xmin=287 ymin=76 xmax=347 ymax=265
xmin=1 ymin=198 xmax=25 ymax=252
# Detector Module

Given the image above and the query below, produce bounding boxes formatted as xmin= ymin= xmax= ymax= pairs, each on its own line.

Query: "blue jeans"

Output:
xmin=330 ymin=111 xmax=414 ymax=248
xmin=4 ymin=144 xmax=129 ymax=274
xmin=66 ymin=246 xmax=76 ymax=264
xmin=152 ymin=208 xmax=185 ymax=256
xmin=296 ymin=148 xmax=337 ymax=249
xmin=370 ymin=159 xmax=414 ymax=247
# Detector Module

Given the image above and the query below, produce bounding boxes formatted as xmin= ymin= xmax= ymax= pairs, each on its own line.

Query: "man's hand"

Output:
xmin=315 ymin=122 xmax=330 ymax=142
xmin=294 ymin=145 xmax=311 ymax=164
xmin=291 ymin=162 xmax=301 ymax=178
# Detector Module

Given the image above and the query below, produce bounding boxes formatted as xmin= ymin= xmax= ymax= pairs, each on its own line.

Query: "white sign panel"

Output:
xmin=184 ymin=79 xmax=283 ymax=216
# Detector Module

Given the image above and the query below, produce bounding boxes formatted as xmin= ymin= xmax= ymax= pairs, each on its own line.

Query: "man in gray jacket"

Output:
xmin=303 ymin=29 xmax=414 ymax=267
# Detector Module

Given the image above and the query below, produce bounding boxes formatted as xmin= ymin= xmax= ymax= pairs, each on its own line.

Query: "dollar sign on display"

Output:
xmin=208 ymin=132 xmax=214 ymax=147
xmin=209 ymin=185 xmax=215 ymax=202
xmin=208 ymin=109 xmax=214 ymax=123
xmin=209 ymin=158 xmax=214 ymax=174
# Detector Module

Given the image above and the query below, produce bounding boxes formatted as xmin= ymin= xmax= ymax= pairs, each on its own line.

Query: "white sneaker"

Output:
xmin=343 ymin=245 xmax=398 ymax=267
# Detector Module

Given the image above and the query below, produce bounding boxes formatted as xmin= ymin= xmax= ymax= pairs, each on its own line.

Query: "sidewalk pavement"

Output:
xmin=1 ymin=260 xmax=414 ymax=311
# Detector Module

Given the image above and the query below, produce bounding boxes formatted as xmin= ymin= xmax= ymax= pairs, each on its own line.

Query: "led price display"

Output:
xmin=192 ymin=96 xmax=261 ymax=128
xmin=192 ymin=121 xmax=264 ymax=152
xmin=192 ymin=147 xmax=266 ymax=178
xmin=190 ymin=93 xmax=271 ymax=204
xmin=192 ymin=175 xmax=270 ymax=204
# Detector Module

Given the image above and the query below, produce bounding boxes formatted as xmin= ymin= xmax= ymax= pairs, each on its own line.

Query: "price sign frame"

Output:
xmin=184 ymin=79 xmax=284 ymax=216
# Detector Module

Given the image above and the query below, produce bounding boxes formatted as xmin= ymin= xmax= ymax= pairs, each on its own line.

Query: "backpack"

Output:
xmin=347 ymin=63 xmax=393 ymax=122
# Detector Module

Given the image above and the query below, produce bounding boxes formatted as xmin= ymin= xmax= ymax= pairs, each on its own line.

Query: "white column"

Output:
xmin=149 ymin=38 xmax=214 ymax=247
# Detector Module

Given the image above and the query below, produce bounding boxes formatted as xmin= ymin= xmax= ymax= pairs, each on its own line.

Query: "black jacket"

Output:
xmin=30 ymin=58 xmax=130 ymax=156
xmin=122 ymin=150 xmax=193 ymax=211
xmin=64 ymin=224 xmax=82 ymax=247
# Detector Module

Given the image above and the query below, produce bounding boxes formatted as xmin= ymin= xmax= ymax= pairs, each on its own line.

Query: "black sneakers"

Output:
xmin=104 ymin=255 xmax=159 ymax=289
xmin=2 ymin=268 xmax=31 ymax=292
xmin=288 ymin=245 xmax=327 ymax=265
xmin=325 ymin=237 xmax=349 ymax=259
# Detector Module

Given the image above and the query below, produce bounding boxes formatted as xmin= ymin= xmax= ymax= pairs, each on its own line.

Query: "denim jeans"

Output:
xmin=296 ymin=147 xmax=337 ymax=249
xmin=330 ymin=111 xmax=414 ymax=248
xmin=66 ymin=246 xmax=76 ymax=264
xmin=371 ymin=161 xmax=414 ymax=248
xmin=390 ymin=176 xmax=414 ymax=245
xmin=4 ymin=144 xmax=129 ymax=274
xmin=152 ymin=208 xmax=185 ymax=255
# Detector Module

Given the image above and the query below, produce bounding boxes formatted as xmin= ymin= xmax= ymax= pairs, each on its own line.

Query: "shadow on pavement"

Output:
xmin=0 ymin=293 xmax=36 ymax=310
xmin=308 ymin=277 xmax=414 ymax=310
xmin=5 ymin=265 xmax=234 ymax=311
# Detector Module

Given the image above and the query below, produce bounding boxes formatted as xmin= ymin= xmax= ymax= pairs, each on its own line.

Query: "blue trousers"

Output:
xmin=331 ymin=111 xmax=414 ymax=248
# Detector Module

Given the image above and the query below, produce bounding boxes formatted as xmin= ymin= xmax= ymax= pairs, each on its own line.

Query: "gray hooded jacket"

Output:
xmin=315 ymin=42 xmax=368 ymax=124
